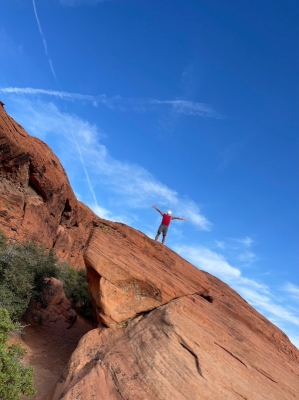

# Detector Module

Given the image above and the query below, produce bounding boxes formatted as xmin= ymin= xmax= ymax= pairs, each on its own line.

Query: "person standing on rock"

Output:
xmin=152 ymin=205 xmax=186 ymax=245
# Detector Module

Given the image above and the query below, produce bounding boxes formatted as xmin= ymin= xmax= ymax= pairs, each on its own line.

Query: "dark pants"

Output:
xmin=157 ymin=224 xmax=169 ymax=237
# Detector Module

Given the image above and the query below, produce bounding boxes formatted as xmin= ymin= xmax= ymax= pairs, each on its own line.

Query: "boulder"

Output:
xmin=49 ymin=270 xmax=299 ymax=400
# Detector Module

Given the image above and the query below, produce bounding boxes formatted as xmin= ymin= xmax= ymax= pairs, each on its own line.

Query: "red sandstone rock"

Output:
xmin=1 ymin=104 xmax=299 ymax=400
xmin=26 ymin=278 xmax=77 ymax=327
xmin=85 ymin=224 xmax=210 ymax=326
xmin=48 ymin=225 xmax=299 ymax=400
xmin=0 ymin=105 xmax=100 ymax=270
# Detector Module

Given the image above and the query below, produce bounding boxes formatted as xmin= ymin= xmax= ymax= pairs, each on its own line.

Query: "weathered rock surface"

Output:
xmin=49 ymin=226 xmax=299 ymax=400
xmin=26 ymin=278 xmax=77 ymax=327
xmin=85 ymin=225 xmax=210 ymax=326
xmin=1 ymin=104 xmax=299 ymax=399
xmin=0 ymin=104 xmax=100 ymax=269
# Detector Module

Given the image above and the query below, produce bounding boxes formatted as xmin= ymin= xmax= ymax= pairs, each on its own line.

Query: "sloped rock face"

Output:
xmin=0 ymin=104 xmax=100 ymax=269
xmin=85 ymin=224 xmax=210 ymax=326
xmin=1 ymin=104 xmax=299 ymax=399
xmin=49 ymin=225 xmax=299 ymax=399
xmin=49 ymin=292 xmax=299 ymax=400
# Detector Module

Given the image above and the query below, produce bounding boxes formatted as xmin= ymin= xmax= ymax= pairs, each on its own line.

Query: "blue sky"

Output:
xmin=0 ymin=0 xmax=298 ymax=347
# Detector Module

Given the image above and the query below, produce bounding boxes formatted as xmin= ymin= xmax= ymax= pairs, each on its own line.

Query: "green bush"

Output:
xmin=0 ymin=308 xmax=36 ymax=399
xmin=56 ymin=264 xmax=93 ymax=320
xmin=0 ymin=230 xmax=7 ymax=252
xmin=0 ymin=231 xmax=93 ymax=322
xmin=0 ymin=239 xmax=59 ymax=320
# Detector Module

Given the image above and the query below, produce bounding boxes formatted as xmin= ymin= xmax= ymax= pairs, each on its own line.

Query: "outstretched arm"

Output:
xmin=171 ymin=216 xmax=186 ymax=221
xmin=152 ymin=205 xmax=164 ymax=216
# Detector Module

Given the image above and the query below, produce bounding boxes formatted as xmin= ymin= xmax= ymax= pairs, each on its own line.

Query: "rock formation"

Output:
xmin=49 ymin=226 xmax=299 ymax=400
xmin=0 ymin=104 xmax=100 ymax=270
xmin=1 ymin=104 xmax=299 ymax=399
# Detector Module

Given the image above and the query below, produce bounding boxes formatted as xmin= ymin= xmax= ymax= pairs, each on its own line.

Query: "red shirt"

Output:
xmin=162 ymin=214 xmax=172 ymax=226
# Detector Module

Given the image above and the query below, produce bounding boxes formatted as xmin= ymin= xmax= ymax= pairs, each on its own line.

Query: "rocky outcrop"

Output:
xmin=48 ymin=225 xmax=299 ymax=400
xmin=0 ymin=104 xmax=100 ymax=269
xmin=85 ymin=224 xmax=210 ymax=327
xmin=26 ymin=278 xmax=77 ymax=327
xmin=1 ymin=104 xmax=299 ymax=399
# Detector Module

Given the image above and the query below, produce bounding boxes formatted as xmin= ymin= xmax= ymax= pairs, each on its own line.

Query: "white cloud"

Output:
xmin=235 ymin=276 xmax=269 ymax=292
xmin=239 ymin=287 xmax=299 ymax=326
xmin=91 ymin=204 xmax=111 ymax=220
xmin=236 ymin=236 xmax=254 ymax=247
xmin=91 ymin=204 xmax=132 ymax=224
xmin=0 ymin=87 xmax=217 ymax=118
xmin=174 ymin=245 xmax=241 ymax=278
xmin=282 ymin=283 xmax=299 ymax=301
xmin=214 ymin=236 xmax=257 ymax=266
xmin=237 ymin=250 xmax=257 ymax=264
xmin=6 ymin=96 xmax=210 ymax=230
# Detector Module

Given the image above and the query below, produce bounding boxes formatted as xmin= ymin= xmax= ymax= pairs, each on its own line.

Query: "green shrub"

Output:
xmin=0 ymin=231 xmax=7 ymax=252
xmin=19 ymin=244 xmax=58 ymax=307
xmin=56 ymin=264 xmax=93 ymax=320
xmin=0 ymin=231 xmax=93 ymax=322
xmin=0 ymin=308 xmax=36 ymax=399
xmin=0 ymin=239 xmax=59 ymax=320
xmin=0 ymin=245 xmax=33 ymax=320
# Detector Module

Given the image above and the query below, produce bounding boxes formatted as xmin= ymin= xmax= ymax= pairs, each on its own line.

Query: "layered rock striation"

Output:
xmin=0 ymin=103 xmax=100 ymax=269
xmin=1 ymin=104 xmax=299 ymax=399
xmin=50 ymin=226 xmax=299 ymax=400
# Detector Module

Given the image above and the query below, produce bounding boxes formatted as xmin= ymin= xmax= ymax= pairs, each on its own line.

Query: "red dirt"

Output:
xmin=21 ymin=316 xmax=93 ymax=400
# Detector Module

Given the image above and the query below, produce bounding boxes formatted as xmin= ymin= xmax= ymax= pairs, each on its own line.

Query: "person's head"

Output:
xmin=167 ymin=210 xmax=172 ymax=215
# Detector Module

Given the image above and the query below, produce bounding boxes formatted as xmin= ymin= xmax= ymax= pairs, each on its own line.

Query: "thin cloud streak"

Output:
xmin=32 ymin=0 xmax=57 ymax=82
xmin=0 ymin=87 xmax=106 ymax=103
xmin=70 ymin=129 xmax=99 ymax=208
xmin=150 ymin=99 xmax=217 ymax=117
xmin=0 ymin=87 xmax=217 ymax=118
xmin=7 ymin=96 xmax=211 ymax=230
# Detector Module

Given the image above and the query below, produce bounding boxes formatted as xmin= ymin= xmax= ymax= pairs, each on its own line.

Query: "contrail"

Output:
xmin=32 ymin=0 xmax=57 ymax=82
xmin=0 ymin=87 xmax=106 ymax=104
xmin=71 ymin=130 xmax=99 ymax=208
xmin=0 ymin=86 xmax=218 ymax=117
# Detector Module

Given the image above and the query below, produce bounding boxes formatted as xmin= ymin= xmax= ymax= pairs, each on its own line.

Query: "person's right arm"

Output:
xmin=152 ymin=205 xmax=164 ymax=216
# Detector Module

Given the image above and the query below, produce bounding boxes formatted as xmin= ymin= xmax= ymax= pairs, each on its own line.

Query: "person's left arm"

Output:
xmin=171 ymin=216 xmax=186 ymax=221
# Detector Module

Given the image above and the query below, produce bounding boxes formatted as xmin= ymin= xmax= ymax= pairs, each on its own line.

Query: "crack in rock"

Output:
xmin=215 ymin=342 xmax=248 ymax=368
